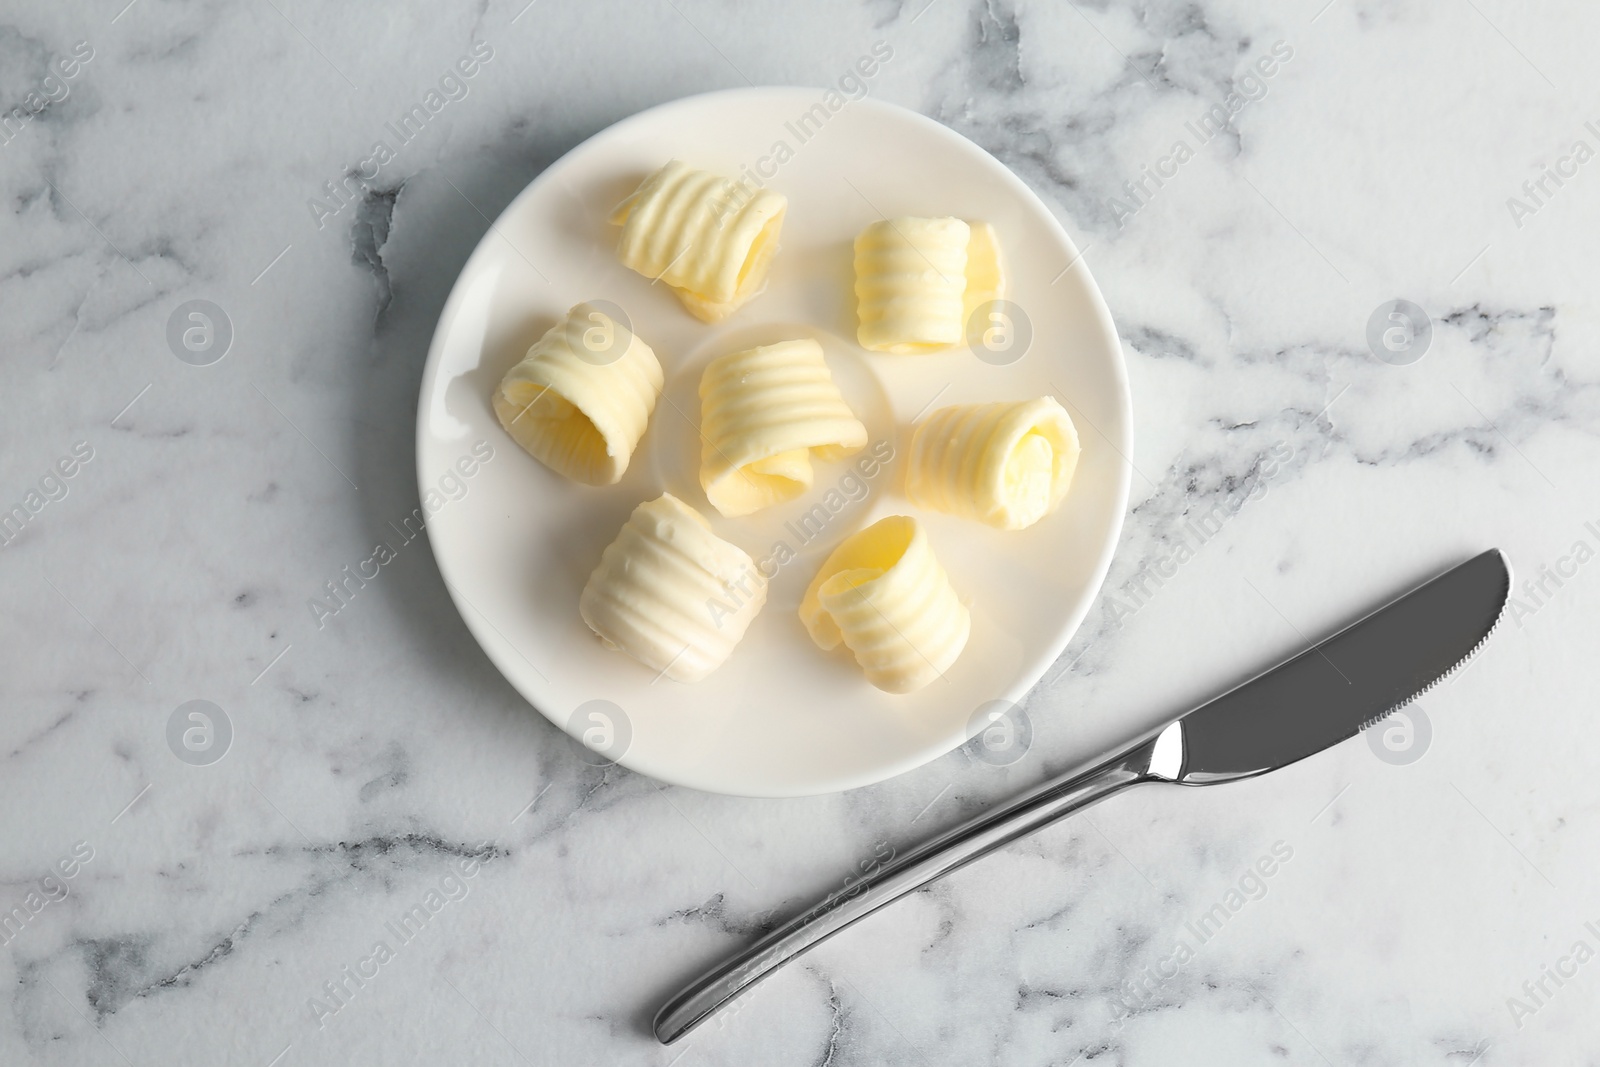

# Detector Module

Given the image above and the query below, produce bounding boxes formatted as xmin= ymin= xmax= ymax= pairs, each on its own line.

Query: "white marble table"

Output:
xmin=3 ymin=1 xmax=1595 ymax=1063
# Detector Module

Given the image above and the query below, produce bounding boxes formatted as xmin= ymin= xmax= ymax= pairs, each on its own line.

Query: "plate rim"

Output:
xmin=416 ymin=86 xmax=1133 ymax=797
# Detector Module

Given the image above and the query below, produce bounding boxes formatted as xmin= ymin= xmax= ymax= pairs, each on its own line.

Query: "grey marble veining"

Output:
xmin=3 ymin=0 xmax=1598 ymax=1063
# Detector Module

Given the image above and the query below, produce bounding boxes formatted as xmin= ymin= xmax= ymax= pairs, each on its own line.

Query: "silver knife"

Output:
xmin=654 ymin=549 xmax=1510 ymax=1043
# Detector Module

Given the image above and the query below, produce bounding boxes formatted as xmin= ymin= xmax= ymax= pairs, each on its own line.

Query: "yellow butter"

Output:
xmin=613 ymin=160 xmax=786 ymax=323
xmin=853 ymin=217 xmax=1008 ymax=353
xmin=961 ymin=221 xmax=1006 ymax=323
xmin=579 ymin=493 xmax=766 ymax=682
xmin=854 ymin=216 xmax=970 ymax=353
xmin=493 ymin=302 xmax=663 ymax=486
xmin=698 ymin=339 xmax=867 ymax=517
xmin=905 ymin=397 xmax=1079 ymax=530
xmin=799 ymin=515 xmax=970 ymax=694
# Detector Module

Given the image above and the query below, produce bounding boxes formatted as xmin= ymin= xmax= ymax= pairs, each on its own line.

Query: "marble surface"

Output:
xmin=3 ymin=0 xmax=1598 ymax=1063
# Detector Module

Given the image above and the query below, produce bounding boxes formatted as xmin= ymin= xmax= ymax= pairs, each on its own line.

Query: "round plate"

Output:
xmin=417 ymin=88 xmax=1130 ymax=797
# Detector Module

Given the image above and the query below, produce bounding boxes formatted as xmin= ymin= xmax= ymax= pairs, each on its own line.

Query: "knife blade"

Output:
xmin=1172 ymin=547 xmax=1509 ymax=781
xmin=654 ymin=549 xmax=1511 ymax=1044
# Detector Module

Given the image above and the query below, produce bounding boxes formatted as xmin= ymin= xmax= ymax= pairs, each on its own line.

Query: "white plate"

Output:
xmin=417 ymin=88 xmax=1131 ymax=797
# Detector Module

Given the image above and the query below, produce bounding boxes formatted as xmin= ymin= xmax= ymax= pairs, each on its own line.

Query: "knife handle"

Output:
xmin=653 ymin=721 xmax=1183 ymax=1044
